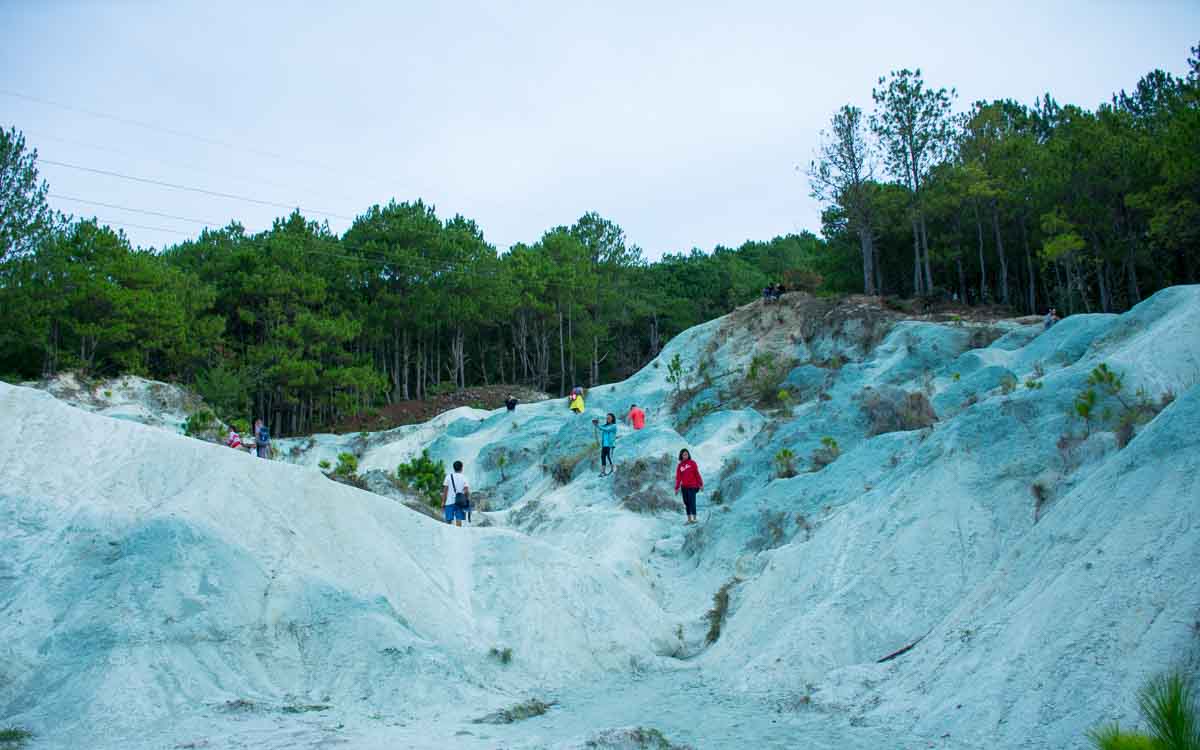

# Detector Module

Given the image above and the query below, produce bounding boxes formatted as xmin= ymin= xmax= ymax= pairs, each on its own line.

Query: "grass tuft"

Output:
xmin=704 ymin=578 xmax=740 ymax=645
xmin=473 ymin=698 xmax=556 ymax=725
xmin=0 ymin=728 xmax=33 ymax=749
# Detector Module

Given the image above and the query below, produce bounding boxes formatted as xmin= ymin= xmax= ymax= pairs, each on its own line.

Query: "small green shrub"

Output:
xmin=185 ymin=409 xmax=217 ymax=437
xmin=496 ymin=451 xmax=508 ymax=480
xmin=549 ymin=449 xmax=590 ymax=485
xmin=952 ymin=372 xmax=961 ymax=382
xmin=676 ymin=400 xmax=717 ymax=433
xmin=1025 ymin=378 xmax=1043 ymax=390
xmin=1074 ymin=389 xmax=1098 ymax=436
xmin=744 ymin=352 xmax=792 ymax=406
xmin=103 ymin=389 xmax=113 ymax=398
xmin=318 ymin=459 xmax=331 ymax=471
xmin=774 ymin=448 xmax=797 ymax=478
xmin=0 ymin=727 xmax=33 ymax=748
xmin=666 ymin=352 xmax=685 ymax=392
xmin=999 ymin=375 xmax=1017 ymax=395
xmin=810 ymin=436 xmax=840 ymax=472
xmin=334 ymin=452 xmax=358 ymax=477
xmin=1087 ymin=363 xmax=1126 ymax=403
xmin=1087 ymin=670 xmax=1200 ymax=750
xmin=488 ymin=646 xmax=513 ymax=665
xmin=231 ymin=418 xmax=250 ymax=435
xmin=397 ymin=450 xmax=447 ymax=508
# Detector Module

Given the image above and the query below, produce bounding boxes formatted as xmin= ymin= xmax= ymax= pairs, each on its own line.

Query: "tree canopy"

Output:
xmin=2 ymin=44 xmax=1197 ymax=435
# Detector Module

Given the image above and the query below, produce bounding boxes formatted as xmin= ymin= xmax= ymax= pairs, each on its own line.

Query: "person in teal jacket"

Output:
xmin=593 ymin=413 xmax=618 ymax=477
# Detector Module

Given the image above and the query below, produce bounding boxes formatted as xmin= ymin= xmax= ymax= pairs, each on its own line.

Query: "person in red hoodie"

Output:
xmin=674 ymin=448 xmax=704 ymax=524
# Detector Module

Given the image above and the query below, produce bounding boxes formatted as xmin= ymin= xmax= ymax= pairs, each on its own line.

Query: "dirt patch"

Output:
xmin=322 ymin=384 xmax=549 ymax=434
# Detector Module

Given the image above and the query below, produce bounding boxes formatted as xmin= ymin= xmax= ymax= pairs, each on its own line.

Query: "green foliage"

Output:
xmin=549 ymin=449 xmax=590 ymax=485
xmin=195 ymin=363 xmax=250 ymax=421
xmin=1074 ymin=389 xmax=1098 ymax=434
xmin=675 ymin=400 xmax=717 ymax=433
xmin=184 ymin=409 xmax=217 ymax=437
xmin=396 ymin=450 xmax=446 ymax=508
xmin=1088 ymin=363 xmax=1126 ymax=402
xmin=745 ymin=352 xmax=792 ymax=406
xmin=810 ymin=435 xmax=841 ymax=472
xmin=1025 ymin=377 xmax=1043 ymax=390
xmin=665 ymin=352 xmax=685 ymax=392
xmin=774 ymin=448 xmax=797 ymax=478
xmin=318 ymin=459 xmax=331 ymax=471
xmin=488 ymin=646 xmax=513 ymax=665
xmin=334 ymin=452 xmax=359 ymax=477
xmin=1088 ymin=670 xmax=1200 ymax=750
xmin=0 ymin=727 xmax=33 ymax=748
xmin=0 ymin=126 xmax=54 ymax=263
xmin=4 ymin=44 xmax=1200 ymax=434
xmin=999 ymin=375 xmax=1017 ymax=395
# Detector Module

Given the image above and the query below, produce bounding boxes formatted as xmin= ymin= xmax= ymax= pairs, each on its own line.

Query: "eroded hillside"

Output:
xmin=2 ymin=288 xmax=1198 ymax=750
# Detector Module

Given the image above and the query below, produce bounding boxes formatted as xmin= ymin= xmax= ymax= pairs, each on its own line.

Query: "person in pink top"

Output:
xmin=627 ymin=404 xmax=645 ymax=430
xmin=674 ymin=448 xmax=704 ymax=524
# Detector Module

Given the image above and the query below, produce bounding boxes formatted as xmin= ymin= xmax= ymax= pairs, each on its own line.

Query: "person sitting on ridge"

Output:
xmin=225 ymin=427 xmax=242 ymax=450
xmin=568 ymin=390 xmax=585 ymax=414
xmin=505 ymin=395 xmax=518 ymax=412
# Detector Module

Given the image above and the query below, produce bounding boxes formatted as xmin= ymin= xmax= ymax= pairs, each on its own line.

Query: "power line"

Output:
xmin=28 ymin=130 xmax=346 ymax=203
xmin=1 ymin=88 xmax=356 ymax=178
xmin=40 ymin=159 xmax=356 ymax=221
xmin=50 ymin=193 xmax=224 ymax=226
xmin=89 ymin=218 xmax=194 ymax=236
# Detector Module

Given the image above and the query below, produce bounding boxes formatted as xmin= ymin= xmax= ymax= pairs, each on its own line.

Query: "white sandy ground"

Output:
xmin=3 ymin=286 xmax=1200 ymax=749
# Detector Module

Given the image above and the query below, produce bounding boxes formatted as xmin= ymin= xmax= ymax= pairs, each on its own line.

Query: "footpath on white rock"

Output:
xmin=2 ymin=287 xmax=1198 ymax=750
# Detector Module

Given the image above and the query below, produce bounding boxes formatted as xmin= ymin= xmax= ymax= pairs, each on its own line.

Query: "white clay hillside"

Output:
xmin=2 ymin=287 xmax=1199 ymax=749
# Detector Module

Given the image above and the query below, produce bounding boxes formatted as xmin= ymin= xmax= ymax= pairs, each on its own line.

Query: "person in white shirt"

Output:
xmin=442 ymin=460 xmax=470 ymax=527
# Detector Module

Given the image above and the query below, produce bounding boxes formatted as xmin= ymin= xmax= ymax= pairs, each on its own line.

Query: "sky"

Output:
xmin=2 ymin=1 xmax=1197 ymax=260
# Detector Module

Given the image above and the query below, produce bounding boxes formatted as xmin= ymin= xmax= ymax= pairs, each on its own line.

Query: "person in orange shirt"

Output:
xmin=626 ymin=404 xmax=645 ymax=430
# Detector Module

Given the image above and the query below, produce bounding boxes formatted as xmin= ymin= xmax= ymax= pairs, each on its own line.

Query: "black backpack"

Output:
xmin=450 ymin=473 xmax=470 ymax=510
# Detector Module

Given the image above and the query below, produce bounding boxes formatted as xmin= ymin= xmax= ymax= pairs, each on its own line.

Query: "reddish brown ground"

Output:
xmin=322 ymin=384 xmax=551 ymax=434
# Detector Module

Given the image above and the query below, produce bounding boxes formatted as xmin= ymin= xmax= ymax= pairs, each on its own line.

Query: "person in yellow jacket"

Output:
xmin=568 ymin=391 xmax=585 ymax=413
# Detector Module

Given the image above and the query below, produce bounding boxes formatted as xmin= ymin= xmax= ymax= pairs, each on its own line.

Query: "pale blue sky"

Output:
xmin=2 ymin=1 xmax=1196 ymax=258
